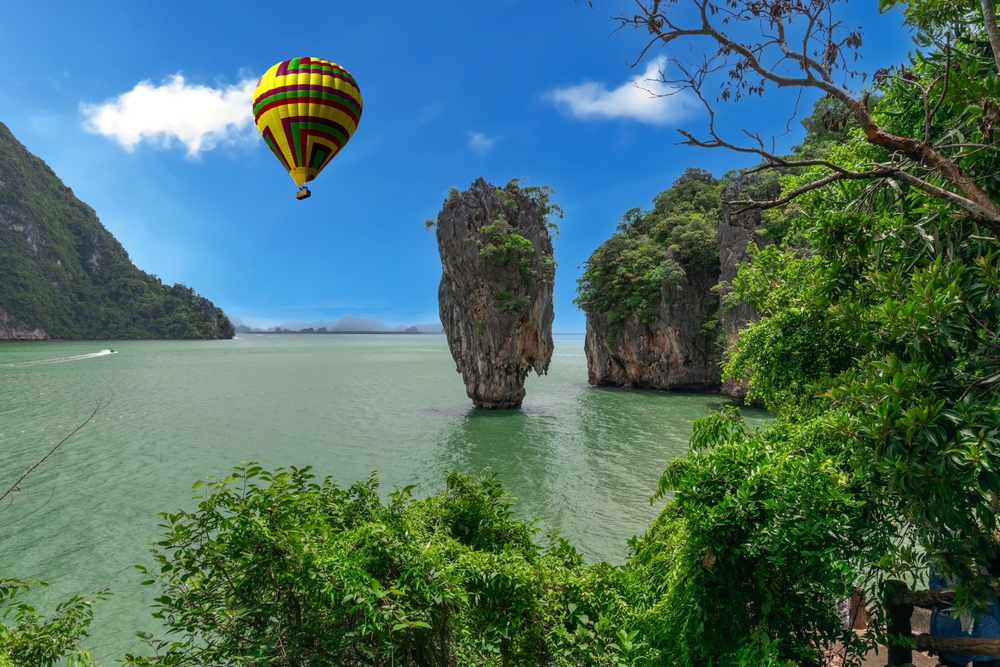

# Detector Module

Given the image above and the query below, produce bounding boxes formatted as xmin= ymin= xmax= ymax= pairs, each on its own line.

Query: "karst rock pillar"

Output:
xmin=435 ymin=178 xmax=555 ymax=409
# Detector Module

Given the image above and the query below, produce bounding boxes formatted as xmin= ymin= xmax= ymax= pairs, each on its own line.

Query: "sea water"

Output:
xmin=0 ymin=334 xmax=767 ymax=660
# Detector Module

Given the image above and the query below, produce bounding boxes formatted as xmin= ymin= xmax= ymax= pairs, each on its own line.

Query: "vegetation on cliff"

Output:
xmin=574 ymin=168 xmax=721 ymax=333
xmin=475 ymin=181 xmax=558 ymax=314
xmin=0 ymin=122 xmax=232 ymax=340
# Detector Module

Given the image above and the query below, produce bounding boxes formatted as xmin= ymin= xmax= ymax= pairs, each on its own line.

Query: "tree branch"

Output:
xmin=615 ymin=0 xmax=1000 ymax=227
xmin=0 ymin=398 xmax=108 ymax=507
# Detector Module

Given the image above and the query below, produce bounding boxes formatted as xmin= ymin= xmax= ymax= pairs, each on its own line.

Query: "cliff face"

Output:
xmin=578 ymin=168 xmax=724 ymax=392
xmin=0 ymin=122 xmax=232 ymax=340
xmin=584 ymin=251 xmax=720 ymax=390
xmin=436 ymin=178 xmax=555 ymax=409
xmin=0 ymin=305 xmax=48 ymax=340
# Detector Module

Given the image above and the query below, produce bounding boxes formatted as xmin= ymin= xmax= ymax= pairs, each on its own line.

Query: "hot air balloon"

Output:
xmin=252 ymin=57 xmax=363 ymax=200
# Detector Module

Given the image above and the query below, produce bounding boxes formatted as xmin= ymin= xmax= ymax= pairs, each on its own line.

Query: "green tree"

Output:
xmin=595 ymin=0 xmax=1000 ymax=663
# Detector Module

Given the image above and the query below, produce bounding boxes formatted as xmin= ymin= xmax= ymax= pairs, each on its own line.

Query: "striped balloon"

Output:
xmin=253 ymin=57 xmax=363 ymax=188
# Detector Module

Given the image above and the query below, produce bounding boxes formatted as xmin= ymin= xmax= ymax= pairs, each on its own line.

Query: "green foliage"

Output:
xmin=656 ymin=7 xmax=1000 ymax=661
xmin=0 ymin=123 xmax=231 ymax=340
xmin=634 ymin=409 xmax=890 ymax=666
xmin=502 ymin=177 xmax=564 ymax=236
xmin=576 ymin=235 xmax=684 ymax=329
xmin=611 ymin=6 xmax=1000 ymax=664
xmin=471 ymin=179 xmax=558 ymax=319
xmin=124 ymin=465 xmax=652 ymax=667
xmin=479 ymin=218 xmax=539 ymax=285
xmin=724 ymin=245 xmax=856 ymax=413
xmin=724 ymin=308 xmax=854 ymax=414
xmin=791 ymin=96 xmax=859 ymax=162
xmin=0 ymin=579 xmax=109 ymax=667
xmin=575 ymin=168 xmax=720 ymax=331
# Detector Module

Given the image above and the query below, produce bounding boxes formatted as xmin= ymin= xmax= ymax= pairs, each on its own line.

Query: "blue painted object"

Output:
xmin=929 ymin=571 xmax=1000 ymax=664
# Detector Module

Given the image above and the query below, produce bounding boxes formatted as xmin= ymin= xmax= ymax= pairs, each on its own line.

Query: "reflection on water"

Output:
xmin=0 ymin=334 xmax=768 ymax=660
xmin=433 ymin=384 xmax=770 ymax=564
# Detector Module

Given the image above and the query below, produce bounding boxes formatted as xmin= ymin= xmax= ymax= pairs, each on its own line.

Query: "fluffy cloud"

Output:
xmin=81 ymin=75 xmax=257 ymax=156
xmin=545 ymin=58 xmax=692 ymax=125
xmin=467 ymin=131 xmax=499 ymax=156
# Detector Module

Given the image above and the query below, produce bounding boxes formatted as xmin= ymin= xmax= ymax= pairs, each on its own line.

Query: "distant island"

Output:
xmin=248 ymin=329 xmax=437 ymax=335
xmin=228 ymin=315 xmax=444 ymax=335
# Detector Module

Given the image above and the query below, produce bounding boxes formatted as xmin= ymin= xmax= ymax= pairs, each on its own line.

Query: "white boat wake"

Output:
xmin=8 ymin=349 xmax=117 ymax=367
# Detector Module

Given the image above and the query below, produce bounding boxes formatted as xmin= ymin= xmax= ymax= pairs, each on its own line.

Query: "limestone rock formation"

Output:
xmin=578 ymin=168 xmax=779 ymax=400
xmin=579 ymin=168 xmax=723 ymax=391
xmin=0 ymin=305 xmax=48 ymax=340
xmin=436 ymin=178 xmax=555 ymax=409
xmin=583 ymin=254 xmax=721 ymax=390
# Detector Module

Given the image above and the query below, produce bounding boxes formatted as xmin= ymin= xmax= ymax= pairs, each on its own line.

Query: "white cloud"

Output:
xmin=545 ymin=58 xmax=692 ymax=125
xmin=467 ymin=131 xmax=500 ymax=156
xmin=81 ymin=75 xmax=257 ymax=157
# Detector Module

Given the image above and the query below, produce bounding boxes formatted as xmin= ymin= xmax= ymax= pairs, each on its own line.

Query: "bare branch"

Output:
xmin=614 ymin=0 xmax=1000 ymax=227
xmin=0 ymin=398 xmax=109 ymax=507
xmin=0 ymin=490 xmax=55 ymax=528
xmin=724 ymin=169 xmax=897 ymax=214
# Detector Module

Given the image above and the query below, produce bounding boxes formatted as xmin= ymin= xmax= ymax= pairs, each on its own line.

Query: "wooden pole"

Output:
xmin=892 ymin=581 xmax=1000 ymax=609
xmin=914 ymin=633 xmax=1000 ymax=657
xmin=886 ymin=579 xmax=913 ymax=667
xmin=849 ymin=590 xmax=868 ymax=629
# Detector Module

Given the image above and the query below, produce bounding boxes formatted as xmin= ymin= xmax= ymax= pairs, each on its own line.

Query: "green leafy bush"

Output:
xmin=0 ymin=579 xmax=109 ymax=667
xmin=631 ymin=408 xmax=890 ymax=666
xmin=125 ymin=466 xmax=651 ymax=667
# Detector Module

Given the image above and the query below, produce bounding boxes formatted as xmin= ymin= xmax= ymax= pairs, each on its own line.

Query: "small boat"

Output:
xmin=109 ymin=348 xmax=116 ymax=353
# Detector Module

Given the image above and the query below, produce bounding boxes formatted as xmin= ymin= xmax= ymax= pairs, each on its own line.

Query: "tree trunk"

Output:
xmin=982 ymin=0 xmax=1000 ymax=72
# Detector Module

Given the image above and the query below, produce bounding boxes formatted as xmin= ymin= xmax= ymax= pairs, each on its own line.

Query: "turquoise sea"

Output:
xmin=0 ymin=333 xmax=767 ymax=661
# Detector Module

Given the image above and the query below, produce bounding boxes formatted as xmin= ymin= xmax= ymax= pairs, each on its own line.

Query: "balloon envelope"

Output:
xmin=253 ymin=57 xmax=363 ymax=187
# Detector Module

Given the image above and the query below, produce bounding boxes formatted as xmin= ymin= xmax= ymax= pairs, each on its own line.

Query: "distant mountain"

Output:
xmin=0 ymin=122 xmax=232 ymax=340
xmin=234 ymin=315 xmax=443 ymax=333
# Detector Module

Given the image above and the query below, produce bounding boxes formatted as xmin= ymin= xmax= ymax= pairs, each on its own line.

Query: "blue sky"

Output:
xmin=0 ymin=1 xmax=918 ymax=332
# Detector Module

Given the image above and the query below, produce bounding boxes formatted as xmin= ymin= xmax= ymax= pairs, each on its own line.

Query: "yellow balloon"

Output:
xmin=252 ymin=57 xmax=363 ymax=189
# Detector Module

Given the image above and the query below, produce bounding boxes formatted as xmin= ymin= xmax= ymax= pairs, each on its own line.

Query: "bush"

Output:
xmin=125 ymin=466 xmax=652 ymax=667
xmin=0 ymin=578 xmax=109 ymax=667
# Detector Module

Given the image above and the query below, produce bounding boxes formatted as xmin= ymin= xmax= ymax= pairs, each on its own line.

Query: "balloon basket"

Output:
xmin=295 ymin=187 xmax=311 ymax=201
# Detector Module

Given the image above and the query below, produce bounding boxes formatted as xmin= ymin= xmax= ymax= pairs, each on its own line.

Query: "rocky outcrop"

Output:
xmin=580 ymin=169 xmax=780 ymax=400
xmin=0 ymin=305 xmax=48 ymax=340
xmin=717 ymin=175 xmax=778 ymax=403
xmin=436 ymin=178 xmax=555 ymax=409
xmin=584 ymin=253 xmax=721 ymax=390
xmin=197 ymin=297 xmax=229 ymax=340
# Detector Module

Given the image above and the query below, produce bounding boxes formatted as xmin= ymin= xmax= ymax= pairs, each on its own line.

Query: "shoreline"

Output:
xmin=0 ymin=332 xmax=587 ymax=342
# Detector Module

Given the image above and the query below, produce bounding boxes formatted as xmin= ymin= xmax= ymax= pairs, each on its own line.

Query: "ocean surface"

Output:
xmin=0 ymin=333 xmax=768 ymax=661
